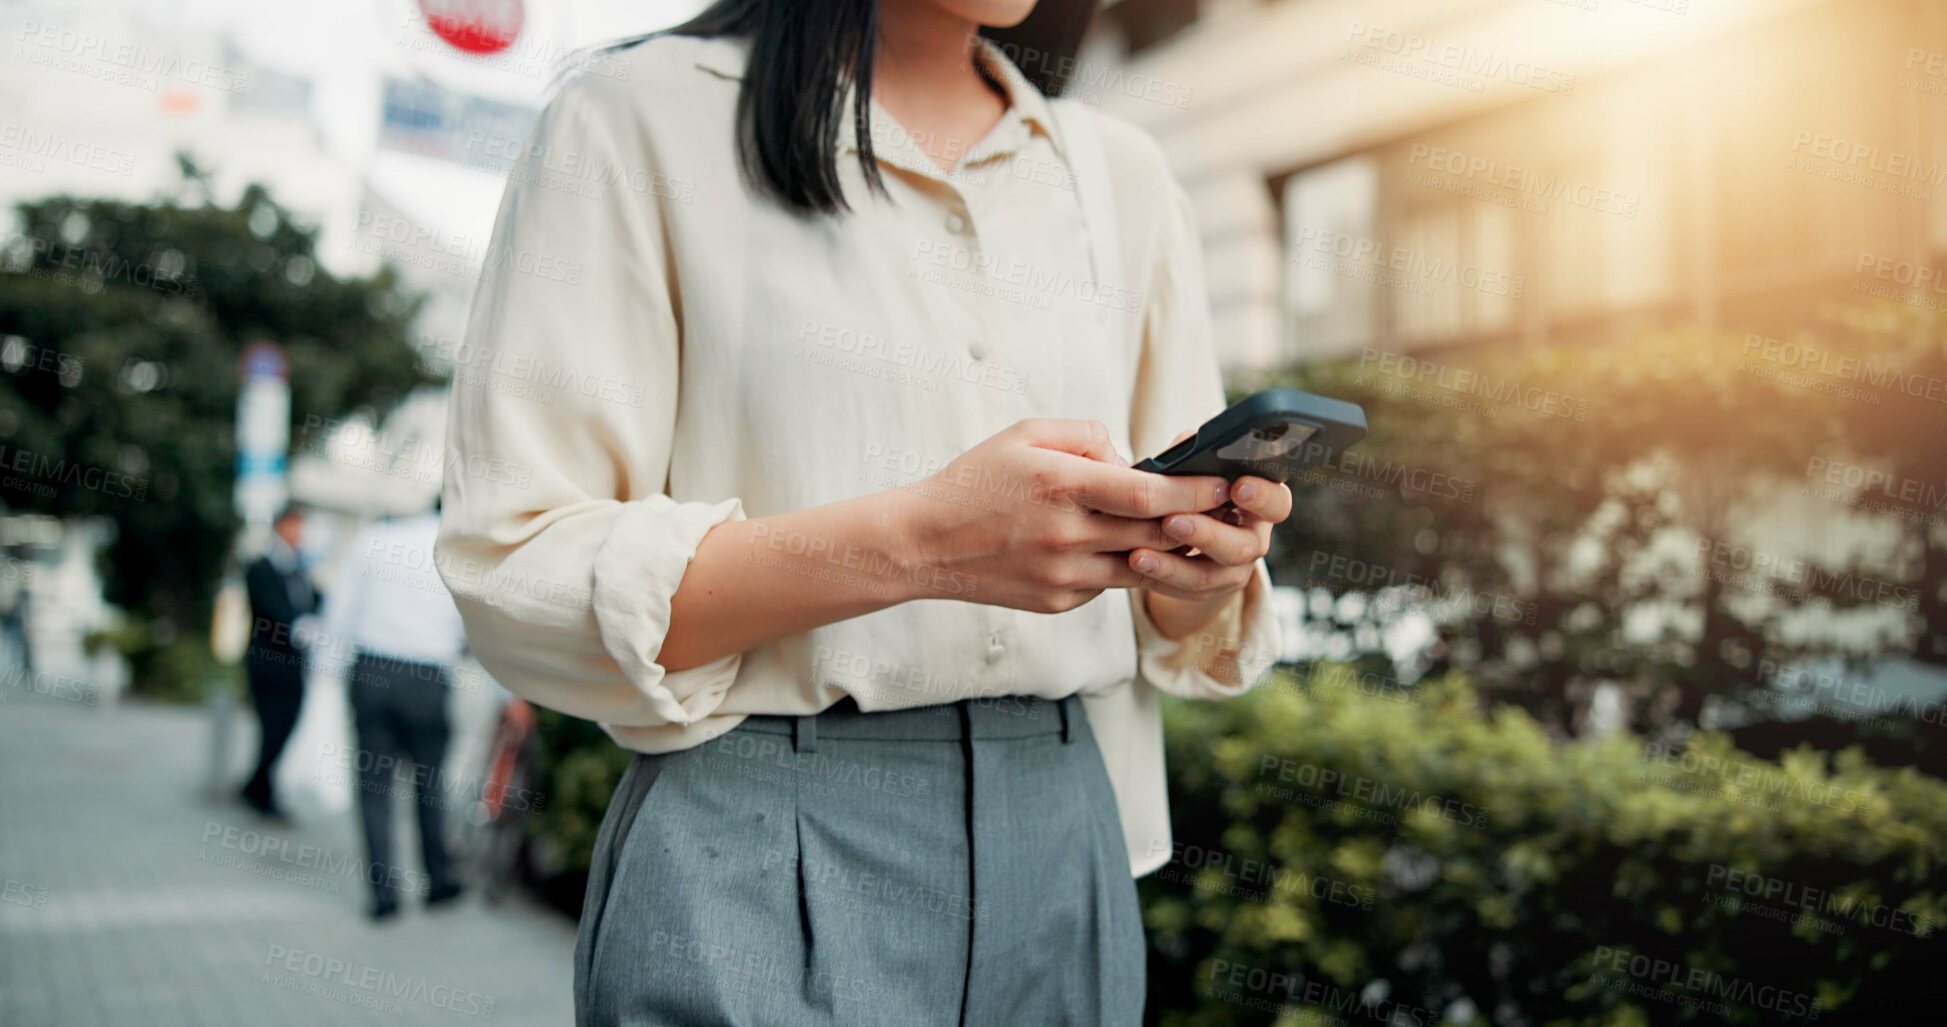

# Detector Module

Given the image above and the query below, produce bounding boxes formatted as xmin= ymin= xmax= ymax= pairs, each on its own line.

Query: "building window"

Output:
xmin=1281 ymin=156 xmax=1379 ymax=361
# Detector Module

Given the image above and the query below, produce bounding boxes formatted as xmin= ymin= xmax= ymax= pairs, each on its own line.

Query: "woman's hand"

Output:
xmin=892 ymin=418 xmax=1231 ymax=615
xmin=1127 ymin=425 xmax=1293 ymax=640
xmin=1130 ymin=474 xmax=1291 ymax=604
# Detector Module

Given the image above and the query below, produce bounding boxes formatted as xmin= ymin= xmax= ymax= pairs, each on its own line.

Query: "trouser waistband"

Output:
xmin=736 ymin=695 xmax=1080 ymax=751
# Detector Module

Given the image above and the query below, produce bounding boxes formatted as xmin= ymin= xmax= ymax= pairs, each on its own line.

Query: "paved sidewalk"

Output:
xmin=0 ymin=694 xmax=577 ymax=1026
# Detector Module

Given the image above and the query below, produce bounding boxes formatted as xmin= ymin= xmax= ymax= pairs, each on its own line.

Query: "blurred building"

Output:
xmin=1084 ymin=0 xmax=1947 ymax=668
xmin=1 ymin=1 xmax=703 ymax=523
xmin=1089 ymin=0 xmax=1946 ymax=370
xmin=0 ymin=3 xmax=361 ymax=248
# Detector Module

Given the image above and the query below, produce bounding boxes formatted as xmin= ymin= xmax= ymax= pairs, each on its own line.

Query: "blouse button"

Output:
xmin=945 ymin=213 xmax=967 ymax=234
xmin=984 ymin=637 xmax=1005 ymax=665
xmin=968 ymin=337 xmax=989 ymax=361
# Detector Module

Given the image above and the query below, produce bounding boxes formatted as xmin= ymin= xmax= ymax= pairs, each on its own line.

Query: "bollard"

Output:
xmin=205 ymin=682 xmax=238 ymax=801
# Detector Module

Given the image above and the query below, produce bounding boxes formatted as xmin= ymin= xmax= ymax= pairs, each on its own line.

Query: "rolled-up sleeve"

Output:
xmin=1125 ymin=184 xmax=1280 ymax=700
xmin=436 ymin=71 xmax=744 ymax=729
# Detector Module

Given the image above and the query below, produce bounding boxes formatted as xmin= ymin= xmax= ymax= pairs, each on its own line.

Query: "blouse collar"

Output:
xmin=690 ymin=34 xmax=1062 ymax=174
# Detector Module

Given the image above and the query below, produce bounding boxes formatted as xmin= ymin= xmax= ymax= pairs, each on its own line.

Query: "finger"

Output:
xmin=1013 ymin=418 xmax=1125 ymax=465
xmin=1058 ymin=459 xmax=1230 ymax=519
xmin=1075 ymin=513 xmax=1180 ymax=553
xmin=1072 ymin=553 xmax=1148 ymax=591
xmin=1157 ymin=512 xmax=1266 ymax=567
xmin=1127 ymin=547 xmax=1250 ymax=597
xmin=1229 ymin=477 xmax=1293 ymax=525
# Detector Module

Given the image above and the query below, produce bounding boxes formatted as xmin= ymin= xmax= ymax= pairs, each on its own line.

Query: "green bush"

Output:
xmin=530 ymin=707 xmax=634 ymax=879
xmin=1143 ymin=667 xmax=1947 ymax=1026
xmin=89 ymin=616 xmax=237 ymax=703
xmin=520 ymin=667 xmax=1945 ymax=1023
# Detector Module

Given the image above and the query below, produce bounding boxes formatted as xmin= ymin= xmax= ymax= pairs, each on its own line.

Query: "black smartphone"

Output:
xmin=1133 ymin=388 xmax=1367 ymax=485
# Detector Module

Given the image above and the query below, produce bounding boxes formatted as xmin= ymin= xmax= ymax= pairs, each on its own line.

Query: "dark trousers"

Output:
xmin=348 ymin=652 xmax=456 ymax=906
xmin=242 ymin=659 xmax=305 ymax=809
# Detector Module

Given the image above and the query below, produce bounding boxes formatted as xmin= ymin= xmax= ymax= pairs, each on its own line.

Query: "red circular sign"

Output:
xmin=418 ymin=0 xmax=524 ymax=55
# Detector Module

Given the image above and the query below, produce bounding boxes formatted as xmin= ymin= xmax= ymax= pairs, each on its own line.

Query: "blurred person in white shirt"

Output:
xmin=317 ymin=501 xmax=469 ymax=921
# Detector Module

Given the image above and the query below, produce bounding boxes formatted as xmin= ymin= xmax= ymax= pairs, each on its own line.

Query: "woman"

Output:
xmin=437 ymin=0 xmax=1287 ymax=1023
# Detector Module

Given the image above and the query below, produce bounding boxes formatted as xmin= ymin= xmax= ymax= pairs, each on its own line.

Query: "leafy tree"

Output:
xmin=1816 ymin=302 xmax=1947 ymax=666
xmin=0 ymin=165 xmax=434 ymax=682
xmin=1256 ymin=305 xmax=1938 ymax=737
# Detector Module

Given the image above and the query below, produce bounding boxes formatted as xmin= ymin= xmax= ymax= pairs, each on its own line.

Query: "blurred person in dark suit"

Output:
xmin=317 ymin=501 xmax=468 ymax=921
xmin=239 ymin=505 xmax=321 ymax=820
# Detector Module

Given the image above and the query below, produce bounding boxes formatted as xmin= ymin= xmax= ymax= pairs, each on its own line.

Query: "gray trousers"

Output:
xmin=575 ymin=694 xmax=1145 ymax=1026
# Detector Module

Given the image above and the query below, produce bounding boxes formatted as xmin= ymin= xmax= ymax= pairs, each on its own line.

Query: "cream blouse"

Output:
xmin=436 ymin=32 xmax=1279 ymax=876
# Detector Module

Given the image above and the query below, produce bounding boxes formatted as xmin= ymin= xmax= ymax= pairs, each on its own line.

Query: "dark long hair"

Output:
xmin=648 ymin=0 xmax=1099 ymax=215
